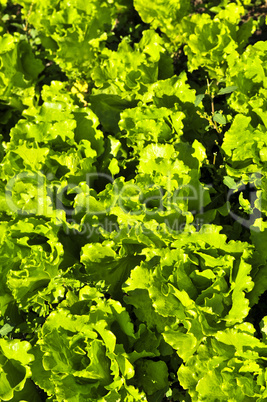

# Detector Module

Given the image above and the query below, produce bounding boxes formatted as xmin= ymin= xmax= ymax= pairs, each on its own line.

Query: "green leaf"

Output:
xmin=133 ymin=0 xmax=191 ymax=44
xmin=260 ymin=147 xmax=267 ymax=162
xmin=194 ymin=94 xmax=205 ymax=107
xmin=217 ymin=86 xmax=238 ymax=95
xmin=223 ymin=176 xmax=238 ymax=189
xmin=0 ymin=324 xmax=14 ymax=337
xmin=81 ymin=242 xmax=143 ymax=297
xmin=0 ymin=338 xmax=34 ymax=401
xmin=135 ymin=360 xmax=169 ymax=395
xmin=213 ymin=113 xmax=226 ymax=125
xmin=163 ymin=330 xmax=197 ymax=361
xmin=89 ymin=94 xmax=137 ymax=132
xmin=224 ymin=258 xmax=254 ymax=324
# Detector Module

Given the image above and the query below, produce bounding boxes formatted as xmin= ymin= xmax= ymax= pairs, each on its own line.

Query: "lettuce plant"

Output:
xmin=0 ymin=1 xmax=267 ymax=401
